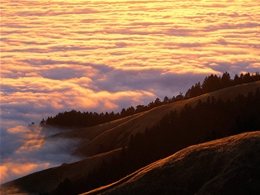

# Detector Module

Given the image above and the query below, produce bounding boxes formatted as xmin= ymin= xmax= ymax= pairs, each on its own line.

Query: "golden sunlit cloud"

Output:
xmin=0 ymin=161 xmax=50 ymax=184
xmin=1 ymin=0 xmax=260 ymax=183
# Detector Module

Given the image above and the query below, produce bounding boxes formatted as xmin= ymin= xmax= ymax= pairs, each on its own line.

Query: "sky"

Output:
xmin=1 ymin=0 xmax=260 ymax=184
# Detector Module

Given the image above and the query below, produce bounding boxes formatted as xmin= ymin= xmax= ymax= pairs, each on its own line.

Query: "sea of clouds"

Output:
xmin=0 ymin=124 xmax=82 ymax=184
xmin=1 ymin=0 xmax=260 ymax=184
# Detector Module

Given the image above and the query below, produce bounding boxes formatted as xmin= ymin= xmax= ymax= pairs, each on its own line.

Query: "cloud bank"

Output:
xmin=0 ymin=125 xmax=81 ymax=184
xmin=1 ymin=0 xmax=260 ymax=183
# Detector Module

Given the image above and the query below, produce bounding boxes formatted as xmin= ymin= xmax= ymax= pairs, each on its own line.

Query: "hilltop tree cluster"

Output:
xmin=41 ymin=97 xmax=180 ymax=128
xmin=41 ymin=72 xmax=260 ymax=128
xmin=185 ymin=72 xmax=260 ymax=98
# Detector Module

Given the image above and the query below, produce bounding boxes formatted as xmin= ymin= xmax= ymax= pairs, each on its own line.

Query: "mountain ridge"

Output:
xmin=73 ymin=80 xmax=260 ymax=157
xmin=82 ymin=131 xmax=260 ymax=195
xmin=1 ymin=80 xmax=260 ymax=195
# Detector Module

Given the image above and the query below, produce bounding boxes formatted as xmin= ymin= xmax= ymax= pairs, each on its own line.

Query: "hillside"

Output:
xmin=62 ymin=81 xmax=260 ymax=157
xmin=1 ymin=81 xmax=260 ymax=195
xmin=82 ymin=131 xmax=260 ymax=195
xmin=0 ymin=149 xmax=121 ymax=194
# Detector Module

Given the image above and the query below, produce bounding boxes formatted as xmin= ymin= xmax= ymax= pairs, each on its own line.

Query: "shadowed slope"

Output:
xmin=0 ymin=149 xmax=121 ymax=194
xmin=82 ymin=131 xmax=260 ymax=195
xmin=71 ymin=81 xmax=260 ymax=157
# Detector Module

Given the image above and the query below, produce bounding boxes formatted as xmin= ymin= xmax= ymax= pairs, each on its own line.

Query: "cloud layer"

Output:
xmin=0 ymin=125 xmax=81 ymax=184
xmin=1 ymin=0 xmax=260 ymax=183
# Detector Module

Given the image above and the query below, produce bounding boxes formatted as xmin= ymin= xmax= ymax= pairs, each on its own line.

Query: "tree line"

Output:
xmin=40 ymin=72 xmax=260 ymax=128
xmin=47 ymin=86 xmax=260 ymax=195
xmin=185 ymin=72 xmax=260 ymax=98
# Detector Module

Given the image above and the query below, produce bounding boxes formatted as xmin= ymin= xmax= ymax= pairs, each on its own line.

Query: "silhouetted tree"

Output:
xmin=186 ymin=82 xmax=202 ymax=98
xmin=176 ymin=92 xmax=184 ymax=101
xmin=162 ymin=96 xmax=168 ymax=103
xmin=202 ymin=74 xmax=221 ymax=93
xmin=154 ymin=98 xmax=162 ymax=106
xmin=136 ymin=105 xmax=146 ymax=113
xmin=120 ymin=108 xmax=127 ymax=117
xmin=220 ymin=72 xmax=231 ymax=88
xmin=126 ymin=106 xmax=135 ymax=115
xmin=234 ymin=74 xmax=241 ymax=85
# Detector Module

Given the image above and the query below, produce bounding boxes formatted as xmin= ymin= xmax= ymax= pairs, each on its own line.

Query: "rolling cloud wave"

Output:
xmin=1 ymin=0 xmax=260 ymax=183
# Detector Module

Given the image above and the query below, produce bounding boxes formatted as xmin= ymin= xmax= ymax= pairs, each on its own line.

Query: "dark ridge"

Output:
xmin=84 ymin=131 xmax=260 ymax=195
xmin=41 ymin=72 xmax=260 ymax=129
xmin=48 ymin=86 xmax=260 ymax=195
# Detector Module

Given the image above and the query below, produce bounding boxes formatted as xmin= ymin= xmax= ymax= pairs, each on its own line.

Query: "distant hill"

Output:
xmin=82 ymin=131 xmax=260 ymax=195
xmin=1 ymin=81 xmax=260 ymax=195
xmin=42 ymin=72 xmax=260 ymax=129
xmin=68 ymin=80 xmax=260 ymax=157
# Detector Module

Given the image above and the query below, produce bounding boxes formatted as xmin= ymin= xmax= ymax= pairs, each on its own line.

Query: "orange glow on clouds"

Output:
xmin=0 ymin=161 xmax=50 ymax=184
xmin=1 ymin=124 xmax=81 ymax=184
xmin=7 ymin=125 xmax=45 ymax=153
xmin=0 ymin=0 xmax=260 ymax=183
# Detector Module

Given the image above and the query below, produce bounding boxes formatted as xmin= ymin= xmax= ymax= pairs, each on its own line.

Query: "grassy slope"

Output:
xmin=82 ymin=131 xmax=260 ymax=195
xmin=1 ymin=81 xmax=259 ymax=194
xmin=72 ymin=80 xmax=260 ymax=157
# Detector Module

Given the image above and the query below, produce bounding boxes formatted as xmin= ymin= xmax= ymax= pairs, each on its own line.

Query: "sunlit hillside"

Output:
xmin=82 ymin=131 xmax=260 ymax=195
